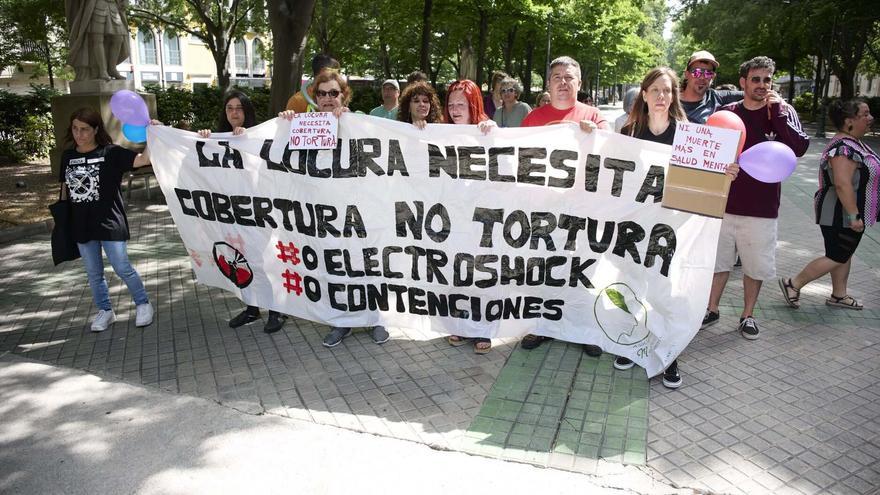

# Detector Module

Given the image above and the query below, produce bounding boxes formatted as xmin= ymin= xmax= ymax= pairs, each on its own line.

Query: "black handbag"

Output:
xmin=49 ymin=186 xmax=80 ymax=265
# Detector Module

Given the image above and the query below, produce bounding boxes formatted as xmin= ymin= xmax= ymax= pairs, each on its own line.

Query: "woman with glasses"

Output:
xmin=618 ymin=67 xmax=739 ymax=388
xmin=495 ymin=77 xmax=531 ymax=128
xmin=279 ymin=70 xmax=389 ymax=348
xmin=198 ymin=91 xmax=289 ymax=334
xmin=780 ymin=99 xmax=878 ymax=310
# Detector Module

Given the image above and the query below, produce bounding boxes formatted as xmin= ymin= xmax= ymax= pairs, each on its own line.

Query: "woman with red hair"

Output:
xmin=444 ymin=80 xmax=495 ymax=354
xmin=443 ymin=79 xmax=496 ymax=135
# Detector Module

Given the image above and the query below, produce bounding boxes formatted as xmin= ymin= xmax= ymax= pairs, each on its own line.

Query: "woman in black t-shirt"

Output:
xmin=618 ymin=67 xmax=739 ymax=389
xmin=60 ymin=107 xmax=154 ymax=332
xmin=198 ymin=91 xmax=288 ymax=334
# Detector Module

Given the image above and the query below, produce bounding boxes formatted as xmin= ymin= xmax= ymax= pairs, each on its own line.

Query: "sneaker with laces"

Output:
xmin=229 ymin=308 xmax=260 ymax=328
xmin=614 ymin=356 xmax=634 ymax=370
xmin=323 ymin=327 xmax=352 ymax=347
xmin=135 ymin=302 xmax=154 ymax=327
xmin=91 ymin=309 xmax=116 ymax=332
xmin=371 ymin=326 xmax=390 ymax=344
xmin=662 ymin=360 xmax=682 ymax=389
xmin=701 ymin=310 xmax=720 ymax=329
xmin=739 ymin=316 xmax=759 ymax=340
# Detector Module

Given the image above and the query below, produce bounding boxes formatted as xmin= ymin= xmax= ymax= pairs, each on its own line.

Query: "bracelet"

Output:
xmin=843 ymin=213 xmax=860 ymax=224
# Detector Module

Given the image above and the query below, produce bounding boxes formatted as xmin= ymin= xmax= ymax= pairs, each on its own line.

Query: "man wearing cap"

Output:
xmin=680 ymin=50 xmax=743 ymax=124
xmin=369 ymin=80 xmax=400 ymax=120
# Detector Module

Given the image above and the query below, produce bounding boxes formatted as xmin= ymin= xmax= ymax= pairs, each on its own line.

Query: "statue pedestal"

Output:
xmin=50 ymin=81 xmax=157 ymax=177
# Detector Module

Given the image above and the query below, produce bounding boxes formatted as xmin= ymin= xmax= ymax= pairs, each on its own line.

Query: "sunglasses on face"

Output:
xmin=689 ymin=68 xmax=715 ymax=79
xmin=749 ymin=76 xmax=773 ymax=85
xmin=316 ymin=89 xmax=341 ymax=98
xmin=501 ymin=88 xmax=517 ymax=94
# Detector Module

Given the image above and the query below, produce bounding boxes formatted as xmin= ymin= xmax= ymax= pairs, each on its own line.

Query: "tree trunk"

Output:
xmin=522 ymin=35 xmax=534 ymax=101
xmin=503 ymin=25 xmax=517 ymax=75
xmin=475 ymin=8 xmax=488 ymax=87
xmin=43 ymin=40 xmax=54 ymax=89
xmin=788 ymin=43 xmax=797 ymax=103
xmin=812 ymin=53 xmax=823 ymax=117
xmin=215 ymin=49 xmax=231 ymax=93
xmin=268 ymin=0 xmax=318 ymax=114
xmin=318 ymin=0 xmax=330 ymax=54
xmin=420 ymin=0 xmax=432 ymax=74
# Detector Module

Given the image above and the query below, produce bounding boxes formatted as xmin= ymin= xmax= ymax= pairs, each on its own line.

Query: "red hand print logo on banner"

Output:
xmin=213 ymin=242 xmax=254 ymax=288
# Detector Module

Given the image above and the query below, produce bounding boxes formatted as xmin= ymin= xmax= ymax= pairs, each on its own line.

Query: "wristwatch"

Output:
xmin=843 ymin=212 xmax=860 ymax=225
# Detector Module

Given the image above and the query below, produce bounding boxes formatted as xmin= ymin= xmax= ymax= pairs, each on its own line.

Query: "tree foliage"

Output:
xmin=128 ymin=0 xmax=267 ymax=93
xmin=676 ymin=0 xmax=880 ymax=99
xmin=0 ymin=0 xmax=68 ymax=88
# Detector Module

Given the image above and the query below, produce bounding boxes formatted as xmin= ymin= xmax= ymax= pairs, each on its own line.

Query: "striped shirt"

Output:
xmin=814 ymin=137 xmax=880 ymax=227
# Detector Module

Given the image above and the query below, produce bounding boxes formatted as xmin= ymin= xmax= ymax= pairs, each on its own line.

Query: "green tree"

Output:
xmin=129 ymin=0 xmax=266 ymax=93
xmin=0 ymin=0 xmax=68 ymax=89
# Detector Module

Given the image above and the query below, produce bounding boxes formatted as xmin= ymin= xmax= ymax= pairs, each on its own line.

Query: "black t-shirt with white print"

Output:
xmin=59 ymin=144 xmax=138 ymax=243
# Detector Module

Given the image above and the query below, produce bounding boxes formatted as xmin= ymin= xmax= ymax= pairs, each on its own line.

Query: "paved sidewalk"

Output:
xmin=1 ymin=134 xmax=878 ymax=494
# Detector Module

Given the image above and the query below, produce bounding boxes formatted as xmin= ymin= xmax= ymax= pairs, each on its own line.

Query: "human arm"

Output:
xmin=477 ymin=119 xmax=496 ymax=134
xmin=829 ymin=155 xmax=865 ymax=232
xmin=133 ymin=119 xmax=161 ymax=168
xmin=768 ymin=95 xmax=810 ymax=157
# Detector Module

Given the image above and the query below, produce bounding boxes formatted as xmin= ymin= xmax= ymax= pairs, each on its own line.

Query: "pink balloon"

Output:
xmin=706 ymin=110 xmax=746 ymax=157
xmin=110 ymin=90 xmax=150 ymax=126
xmin=738 ymin=141 xmax=797 ymax=183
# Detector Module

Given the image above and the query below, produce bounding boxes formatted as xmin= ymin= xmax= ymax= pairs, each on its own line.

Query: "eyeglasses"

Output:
xmin=688 ymin=68 xmax=715 ymax=79
xmin=748 ymin=76 xmax=773 ymax=85
xmin=316 ymin=89 xmax=341 ymax=98
xmin=225 ymin=105 xmax=244 ymax=112
xmin=501 ymin=88 xmax=517 ymax=94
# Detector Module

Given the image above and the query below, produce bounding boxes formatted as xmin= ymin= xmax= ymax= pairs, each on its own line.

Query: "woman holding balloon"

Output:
xmin=780 ymin=99 xmax=878 ymax=310
xmin=616 ymin=67 xmax=740 ymax=389
xmin=198 ymin=91 xmax=287 ymax=334
xmin=60 ymin=106 xmax=156 ymax=332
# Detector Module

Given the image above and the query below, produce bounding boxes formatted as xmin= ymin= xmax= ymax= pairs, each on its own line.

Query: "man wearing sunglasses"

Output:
xmin=680 ymin=50 xmax=743 ymax=124
xmin=703 ymin=56 xmax=809 ymax=340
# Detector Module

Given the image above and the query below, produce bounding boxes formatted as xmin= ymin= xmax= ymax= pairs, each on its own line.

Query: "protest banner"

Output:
xmin=147 ymin=115 xmax=721 ymax=376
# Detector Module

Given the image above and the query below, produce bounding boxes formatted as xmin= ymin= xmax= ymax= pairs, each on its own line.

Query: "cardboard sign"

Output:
xmin=670 ymin=122 xmax=739 ymax=174
xmin=289 ymin=112 xmax=338 ymax=149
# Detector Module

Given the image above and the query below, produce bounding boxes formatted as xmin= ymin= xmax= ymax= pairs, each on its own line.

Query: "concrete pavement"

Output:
xmin=0 ymin=121 xmax=878 ymax=494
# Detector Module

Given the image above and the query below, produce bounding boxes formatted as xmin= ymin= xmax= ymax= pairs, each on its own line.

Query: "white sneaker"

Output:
xmin=91 ymin=309 xmax=116 ymax=332
xmin=135 ymin=303 xmax=154 ymax=327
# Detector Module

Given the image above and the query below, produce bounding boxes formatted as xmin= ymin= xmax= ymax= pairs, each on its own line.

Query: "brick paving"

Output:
xmin=1 ymin=133 xmax=878 ymax=494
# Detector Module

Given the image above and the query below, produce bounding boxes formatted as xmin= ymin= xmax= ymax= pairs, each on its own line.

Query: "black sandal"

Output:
xmin=778 ymin=277 xmax=800 ymax=309
xmin=826 ymin=294 xmax=863 ymax=310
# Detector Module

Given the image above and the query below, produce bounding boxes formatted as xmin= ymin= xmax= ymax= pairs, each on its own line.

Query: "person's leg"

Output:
xmin=791 ymin=257 xmax=839 ymax=290
xmin=89 ymin=33 xmax=110 ymax=80
xmin=741 ymin=275 xmax=763 ymax=318
xmin=102 ymin=240 xmax=149 ymax=305
xmin=78 ymin=241 xmax=111 ymax=310
xmin=707 ymin=272 xmax=730 ymax=313
xmin=829 ymin=257 xmax=852 ymax=298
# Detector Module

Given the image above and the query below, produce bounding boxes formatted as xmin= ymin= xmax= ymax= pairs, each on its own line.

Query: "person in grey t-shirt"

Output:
xmin=496 ymin=77 xmax=531 ymax=127
xmin=680 ymin=50 xmax=743 ymax=124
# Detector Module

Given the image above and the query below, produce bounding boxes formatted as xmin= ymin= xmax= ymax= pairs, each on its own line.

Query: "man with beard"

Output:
xmin=680 ymin=50 xmax=742 ymax=124
xmin=702 ymin=56 xmax=809 ymax=339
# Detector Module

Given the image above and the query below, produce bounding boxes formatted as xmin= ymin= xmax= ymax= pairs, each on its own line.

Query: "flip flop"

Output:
xmin=447 ymin=335 xmax=470 ymax=346
xmin=474 ymin=338 xmax=491 ymax=355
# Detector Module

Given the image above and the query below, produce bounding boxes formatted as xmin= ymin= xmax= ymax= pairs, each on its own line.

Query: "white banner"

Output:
xmin=147 ymin=114 xmax=720 ymax=376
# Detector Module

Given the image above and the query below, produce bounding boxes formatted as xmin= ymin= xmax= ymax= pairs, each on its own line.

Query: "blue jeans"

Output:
xmin=77 ymin=240 xmax=149 ymax=311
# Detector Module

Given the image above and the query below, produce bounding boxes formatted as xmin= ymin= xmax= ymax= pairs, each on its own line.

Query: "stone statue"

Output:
xmin=65 ymin=0 xmax=131 ymax=81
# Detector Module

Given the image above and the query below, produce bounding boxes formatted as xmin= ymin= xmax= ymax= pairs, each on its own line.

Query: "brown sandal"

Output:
xmin=778 ymin=277 xmax=800 ymax=309
xmin=447 ymin=335 xmax=469 ymax=346
xmin=474 ymin=338 xmax=491 ymax=354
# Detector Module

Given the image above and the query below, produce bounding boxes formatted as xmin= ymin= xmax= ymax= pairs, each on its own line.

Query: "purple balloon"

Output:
xmin=110 ymin=90 xmax=150 ymax=126
xmin=738 ymin=141 xmax=797 ymax=183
